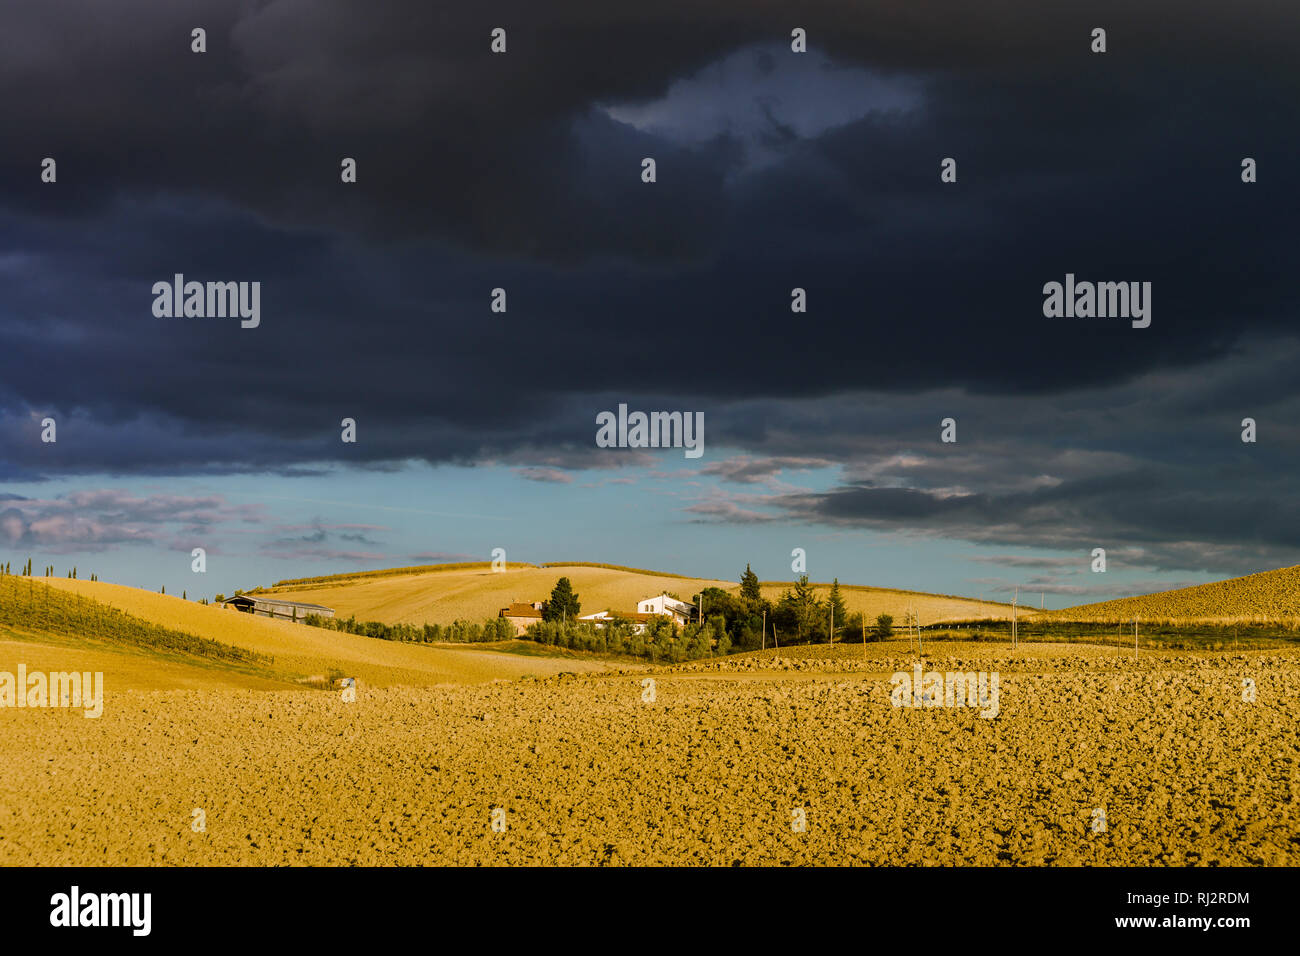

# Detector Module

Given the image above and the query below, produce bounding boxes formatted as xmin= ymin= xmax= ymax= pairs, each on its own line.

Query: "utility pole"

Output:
xmin=762 ymin=608 xmax=766 ymax=651
xmin=1012 ymin=587 xmax=1019 ymax=651
xmin=829 ymin=603 xmax=834 ymax=647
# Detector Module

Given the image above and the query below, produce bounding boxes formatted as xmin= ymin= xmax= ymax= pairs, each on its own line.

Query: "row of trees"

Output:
xmin=302 ymin=613 xmax=516 ymax=644
xmin=0 ymin=560 xmax=96 ymax=580
xmin=526 ymin=616 xmax=730 ymax=662
xmin=710 ymin=565 xmax=893 ymax=649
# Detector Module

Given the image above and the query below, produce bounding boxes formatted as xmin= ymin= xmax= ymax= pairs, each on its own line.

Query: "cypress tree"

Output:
xmin=542 ymin=577 xmax=581 ymax=622
xmin=826 ymin=578 xmax=847 ymax=643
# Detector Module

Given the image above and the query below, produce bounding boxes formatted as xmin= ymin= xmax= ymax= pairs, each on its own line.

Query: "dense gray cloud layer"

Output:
xmin=1 ymin=1 xmax=1297 ymax=575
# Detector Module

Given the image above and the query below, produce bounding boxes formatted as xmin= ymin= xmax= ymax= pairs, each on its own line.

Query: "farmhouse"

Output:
xmin=503 ymin=593 xmax=695 ymax=636
xmin=499 ymin=601 xmax=544 ymax=636
xmin=578 ymin=595 xmax=694 ymax=633
xmin=220 ymin=595 xmax=334 ymax=622
xmin=637 ymin=593 xmax=695 ymax=626
xmin=578 ymin=610 xmax=675 ymax=634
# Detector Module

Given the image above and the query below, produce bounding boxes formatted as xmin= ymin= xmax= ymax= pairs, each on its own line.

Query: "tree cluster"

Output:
xmin=302 ymin=613 xmax=515 ymax=643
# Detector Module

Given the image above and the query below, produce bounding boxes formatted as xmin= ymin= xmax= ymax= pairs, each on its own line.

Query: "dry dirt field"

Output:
xmin=2 ymin=640 xmax=1296 ymax=866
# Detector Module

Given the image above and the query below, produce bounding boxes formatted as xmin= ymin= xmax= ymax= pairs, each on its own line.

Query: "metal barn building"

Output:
xmin=220 ymin=595 xmax=335 ymax=622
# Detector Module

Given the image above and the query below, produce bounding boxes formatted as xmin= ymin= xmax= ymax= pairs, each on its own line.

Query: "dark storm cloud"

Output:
xmin=774 ymin=455 xmax=1300 ymax=576
xmin=684 ymin=337 xmax=1300 ymax=573
xmin=2 ymin=1 xmax=1298 ymax=576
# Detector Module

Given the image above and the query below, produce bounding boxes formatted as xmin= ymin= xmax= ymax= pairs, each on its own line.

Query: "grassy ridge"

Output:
xmin=540 ymin=561 xmax=701 ymax=580
xmin=0 ymin=574 xmax=272 ymax=666
xmin=271 ymin=561 xmax=539 ymax=589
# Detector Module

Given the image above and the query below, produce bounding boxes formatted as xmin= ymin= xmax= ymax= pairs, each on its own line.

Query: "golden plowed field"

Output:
xmin=2 ymin=640 xmax=1295 ymax=866
xmin=35 ymin=579 xmax=612 ymax=689
xmin=1049 ymin=564 xmax=1300 ymax=624
xmin=264 ymin=564 xmax=1019 ymax=626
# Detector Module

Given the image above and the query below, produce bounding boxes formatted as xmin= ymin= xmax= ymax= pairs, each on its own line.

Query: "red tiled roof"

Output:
xmin=501 ymin=603 xmax=543 ymax=618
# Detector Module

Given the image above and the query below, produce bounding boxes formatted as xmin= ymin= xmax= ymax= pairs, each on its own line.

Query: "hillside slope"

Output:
xmin=263 ymin=563 xmax=1020 ymax=626
xmin=266 ymin=564 xmax=735 ymax=625
xmin=37 ymin=579 xmax=611 ymax=686
xmin=0 ymin=630 xmax=295 ymax=692
xmin=0 ymin=574 xmax=290 ymax=692
xmin=1046 ymin=564 xmax=1300 ymax=623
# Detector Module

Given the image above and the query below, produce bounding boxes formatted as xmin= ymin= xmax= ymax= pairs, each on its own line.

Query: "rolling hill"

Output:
xmin=0 ymin=562 xmax=1027 ymax=696
xmin=30 ymin=578 xmax=612 ymax=688
xmin=261 ymin=562 xmax=1022 ymax=626
xmin=1046 ymin=564 xmax=1300 ymax=624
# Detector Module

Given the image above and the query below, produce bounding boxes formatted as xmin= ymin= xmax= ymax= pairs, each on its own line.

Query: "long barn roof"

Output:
xmin=222 ymin=595 xmax=335 ymax=612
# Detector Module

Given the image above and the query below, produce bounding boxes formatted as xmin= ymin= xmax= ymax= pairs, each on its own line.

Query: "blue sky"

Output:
xmin=0 ymin=452 xmax=1209 ymax=605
